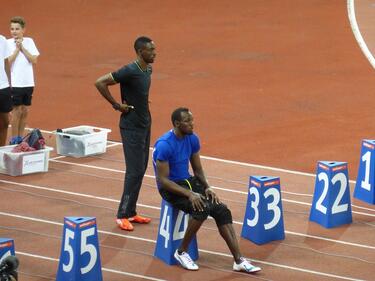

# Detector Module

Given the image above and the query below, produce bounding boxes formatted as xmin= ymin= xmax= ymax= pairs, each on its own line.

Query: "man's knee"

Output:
xmin=12 ymin=106 xmax=24 ymax=119
xmin=12 ymin=105 xmax=22 ymax=114
xmin=211 ymin=203 xmax=233 ymax=226
xmin=19 ymin=106 xmax=28 ymax=117
xmin=191 ymin=208 xmax=209 ymax=222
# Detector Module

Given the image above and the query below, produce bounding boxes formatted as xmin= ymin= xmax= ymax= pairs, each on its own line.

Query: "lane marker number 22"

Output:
xmin=315 ymin=172 xmax=348 ymax=214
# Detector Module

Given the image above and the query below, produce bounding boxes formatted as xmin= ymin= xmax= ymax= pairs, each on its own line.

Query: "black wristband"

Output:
xmin=112 ymin=103 xmax=121 ymax=111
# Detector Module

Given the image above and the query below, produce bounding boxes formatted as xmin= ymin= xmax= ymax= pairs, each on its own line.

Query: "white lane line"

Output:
xmin=23 ymin=129 xmax=375 ymax=212
xmin=212 ymin=184 xmax=374 ymax=212
xmin=1 ymin=212 xmax=366 ymax=281
xmin=201 ymin=155 xmax=317 ymax=178
xmin=29 ymin=127 xmax=346 ymax=181
xmin=47 ymin=160 xmax=375 ymax=217
xmin=28 ymin=127 xmax=361 ymax=185
xmin=200 ymin=154 xmax=364 ymax=189
xmin=1 ymin=182 xmax=374 ymax=250
xmin=347 ymin=0 xmax=375 ymax=69
xmin=201 ymin=249 xmax=365 ymax=281
xmin=106 ymin=142 xmax=122 ymax=148
xmin=0 ymin=179 xmax=160 ymax=211
xmin=35 ymin=126 xmax=373 ymax=204
xmin=49 ymin=155 xmax=66 ymax=161
xmin=281 ymin=230 xmax=375 ymax=250
xmin=0 ymin=211 xmax=155 ymax=244
xmin=101 ymin=267 xmax=167 ymax=281
xmin=206 ymin=183 xmax=314 ymax=198
xmin=16 ymin=251 xmax=167 ymax=281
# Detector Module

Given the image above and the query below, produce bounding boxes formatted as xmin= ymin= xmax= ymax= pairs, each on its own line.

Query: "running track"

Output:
xmin=0 ymin=1 xmax=375 ymax=280
xmin=0 ymin=130 xmax=374 ymax=280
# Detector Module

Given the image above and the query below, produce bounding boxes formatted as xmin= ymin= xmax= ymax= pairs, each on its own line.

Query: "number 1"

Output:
xmin=361 ymin=151 xmax=371 ymax=191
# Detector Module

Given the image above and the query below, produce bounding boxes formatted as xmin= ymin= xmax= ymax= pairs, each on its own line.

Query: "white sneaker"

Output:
xmin=174 ymin=250 xmax=199 ymax=270
xmin=233 ymin=257 xmax=261 ymax=273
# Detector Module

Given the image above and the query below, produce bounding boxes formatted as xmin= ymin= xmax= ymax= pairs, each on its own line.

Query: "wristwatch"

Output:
xmin=112 ymin=103 xmax=121 ymax=111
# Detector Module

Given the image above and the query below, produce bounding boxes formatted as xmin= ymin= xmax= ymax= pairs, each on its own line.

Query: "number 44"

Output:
xmin=159 ymin=205 xmax=189 ymax=248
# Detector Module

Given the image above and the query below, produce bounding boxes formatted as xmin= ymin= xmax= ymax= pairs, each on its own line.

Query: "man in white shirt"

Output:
xmin=0 ymin=34 xmax=12 ymax=146
xmin=7 ymin=16 xmax=39 ymax=144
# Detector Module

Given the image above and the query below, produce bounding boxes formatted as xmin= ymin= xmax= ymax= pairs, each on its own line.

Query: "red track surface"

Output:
xmin=0 ymin=1 xmax=374 ymax=280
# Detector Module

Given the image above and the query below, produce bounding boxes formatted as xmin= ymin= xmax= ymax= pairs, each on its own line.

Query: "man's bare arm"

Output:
xmin=190 ymin=152 xmax=220 ymax=203
xmin=4 ymin=58 xmax=11 ymax=86
xmin=95 ymin=73 xmax=134 ymax=113
xmin=156 ymin=160 xmax=205 ymax=211
xmin=95 ymin=73 xmax=117 ymax=104
xmin=20 ymin=45 xmax=38 ymax=64
xmin=190 ymin=152 xmax=210 ymax=189
xmin=7 ymin=47 xmax=19 ymax=65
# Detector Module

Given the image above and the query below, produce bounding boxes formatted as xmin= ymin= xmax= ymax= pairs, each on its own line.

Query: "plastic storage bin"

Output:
xmin=55 ymin=125 xmax=111 ymax=157
xmin=0 ymin=145 xmax=53 ymax=176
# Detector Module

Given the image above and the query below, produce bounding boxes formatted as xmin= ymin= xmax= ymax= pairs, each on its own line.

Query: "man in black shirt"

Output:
xmin=95 ymin=36 xmax=156 ymax=231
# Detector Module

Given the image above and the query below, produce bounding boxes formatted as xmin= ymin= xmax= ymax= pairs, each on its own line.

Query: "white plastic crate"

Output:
xmin=55 ymin=125 xmax=111 ymax=158
xmin=0 ymin=145 xmax=53 ymax=176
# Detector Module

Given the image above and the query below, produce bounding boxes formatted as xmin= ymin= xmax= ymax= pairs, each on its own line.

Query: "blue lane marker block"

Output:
xmin=154 ymin=199 xmax=199 ymax=265
xmin=309 ymin=161 xmax=352 ymax=228
xmin=56 ymin=217 xmax=103 ymax=281
xmin=354 ymin=140 xmax=375 ymax=204
xmin=241 ymin=176 xmax=285 ymax=245
xmin=0 ymin=238 xmax=15 ymax=263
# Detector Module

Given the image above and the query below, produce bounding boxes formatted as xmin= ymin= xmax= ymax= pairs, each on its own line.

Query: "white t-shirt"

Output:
xmin=0 ymin=35 xmax=11 ymax=90
xmin=7 ymin=37 xmax=40 ymax=87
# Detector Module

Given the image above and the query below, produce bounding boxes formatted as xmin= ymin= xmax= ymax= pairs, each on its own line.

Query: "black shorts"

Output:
xmin=0 ymin=87 xmax=13 ymax=113
xmin=159 ymin=177 xmax=233 ymax=226
xmin=12 ymin=87 xmax=34 ymax=106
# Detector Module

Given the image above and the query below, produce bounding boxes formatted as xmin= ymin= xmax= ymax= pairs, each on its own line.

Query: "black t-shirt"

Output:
xmin=112 ymin=62 xmax=152 ymax=128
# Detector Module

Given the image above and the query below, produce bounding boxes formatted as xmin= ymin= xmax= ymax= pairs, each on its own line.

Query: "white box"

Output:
xmin=0 ymin=145 xmax=53 ymax=176
xmin=55 ymin=125 xmax=111 ymax=158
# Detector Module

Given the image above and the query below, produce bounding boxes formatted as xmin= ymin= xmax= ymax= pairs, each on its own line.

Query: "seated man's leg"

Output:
xmin=174 ymin=217 xmax=203 ymax=271
xmin=179 ymin=218 xmax=203 ymax=253
xmin=208 ymin=202 xmax=240 ymax=260
xmin=210 ymin=202 xmax=261 ymax=273
xmin=167 ymin=191 xmax=209 ymax=253
xmin=160 ymin=183 xmax=209 ymax=270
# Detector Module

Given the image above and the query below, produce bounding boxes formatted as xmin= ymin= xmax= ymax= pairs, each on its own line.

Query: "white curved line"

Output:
xmin=347 ymin=0 xmax=375 ymax=69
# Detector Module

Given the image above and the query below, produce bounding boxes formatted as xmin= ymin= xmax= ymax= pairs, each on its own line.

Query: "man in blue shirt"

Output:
xmin=153 ymin=107 xmax=261 ymax=273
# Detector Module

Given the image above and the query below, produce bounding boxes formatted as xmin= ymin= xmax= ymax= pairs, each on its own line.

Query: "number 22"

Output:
xmin=315 ymin=172 xmax=348 ymax=214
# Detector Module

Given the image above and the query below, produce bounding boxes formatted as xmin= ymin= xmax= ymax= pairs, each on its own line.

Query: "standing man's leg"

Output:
xmin=116 ymin=126 xmax=151 ymax=230
xmin=0 ymin=112 xmax=10 ymax=146
xmin=0 ymin=87 xmax=12 ymax=146
xmin=10 ymin=105 xmax=22 ymax=142
xmin=143 ymin=125 xmax=151 ymax=173
xmin=18 ymin=105 xmax=29 ymax=136
xmin=10 ymin=87 xmax=32 ymax=144
xmin=18 ymin=87 xmax=33 ymax=137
